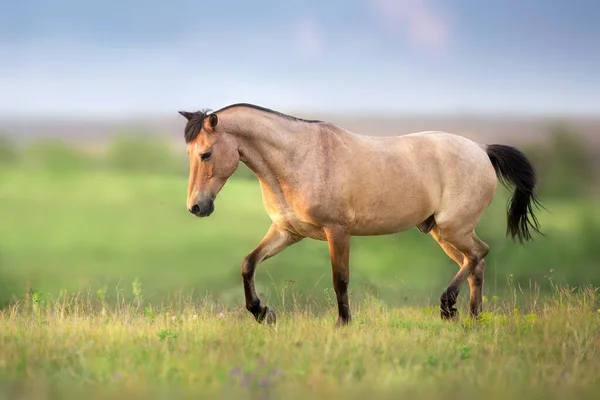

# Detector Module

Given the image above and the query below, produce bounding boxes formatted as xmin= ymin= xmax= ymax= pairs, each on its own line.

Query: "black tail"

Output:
xmin=486 ymin=144 xmax=543 ymax=243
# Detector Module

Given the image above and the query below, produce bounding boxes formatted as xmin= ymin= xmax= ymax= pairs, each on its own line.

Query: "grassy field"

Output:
xmin=1 ymin=166 xmax=599 ymax=306
xmin=1 ymin=160 xmax=599 ymax=399
xmin=0 ymin=285 xmax=599 ymax=399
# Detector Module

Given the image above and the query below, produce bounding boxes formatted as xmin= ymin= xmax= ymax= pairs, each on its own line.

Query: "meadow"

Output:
xmin=1 ymin=285 xmax=599 ymax=400
xmin=0 ymin=127 xmax=599 ymax=398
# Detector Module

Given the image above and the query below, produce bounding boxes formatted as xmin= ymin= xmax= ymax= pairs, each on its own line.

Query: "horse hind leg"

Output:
xmin=436 ymin=228 xmax=489 ymax=320
xmin=430 ymin=227 xmax=464 ymax=319
xmin=468 ymin=260 xmax=485 ymax=317
xmin=430 ymin=227 xmax=486 ymax=319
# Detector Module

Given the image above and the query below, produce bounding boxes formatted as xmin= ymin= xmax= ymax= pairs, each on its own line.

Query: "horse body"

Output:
xmin=254 ymin=124 xmax=497 ymax=240
xmin=179 ymin=103 xmax=542 ymax=326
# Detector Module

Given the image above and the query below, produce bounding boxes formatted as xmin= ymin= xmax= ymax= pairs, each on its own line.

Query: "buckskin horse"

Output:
xmin=178 ymin=103 xmax=542 ymax=326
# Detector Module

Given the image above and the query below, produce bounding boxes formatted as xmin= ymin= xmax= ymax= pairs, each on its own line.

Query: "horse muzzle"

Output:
xmin=189 ymin=197 xmax=214 ymax=218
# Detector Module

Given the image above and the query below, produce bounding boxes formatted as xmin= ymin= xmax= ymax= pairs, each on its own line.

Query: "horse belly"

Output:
xmin=349 ymin=182 xmax=436 ymax=236
xmin=350 ymin=207 xmax=427 ymax=235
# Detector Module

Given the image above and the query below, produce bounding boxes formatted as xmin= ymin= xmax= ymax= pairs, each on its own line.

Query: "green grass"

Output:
xmin=1 ymin=157 xmax=599 ymax=399
xmin=0 ymin=285 xmax=598 ymax=399
xmin=1 ymin=166 xmax=599 ymax=308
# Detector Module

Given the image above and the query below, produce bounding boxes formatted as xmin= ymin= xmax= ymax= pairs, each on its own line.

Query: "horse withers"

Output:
xmin=179 ymin=103 xmax=542 ymax=326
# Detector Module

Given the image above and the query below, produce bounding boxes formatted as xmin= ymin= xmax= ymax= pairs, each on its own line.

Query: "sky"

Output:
xmin=1 ymin=0 xmax=599 ymax=117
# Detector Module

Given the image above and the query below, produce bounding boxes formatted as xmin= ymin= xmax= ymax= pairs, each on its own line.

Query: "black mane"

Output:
xmin=182 ymin=103 xmax=323 ymax=143
xmin=183 ymin=108 xmax=212 ymax=144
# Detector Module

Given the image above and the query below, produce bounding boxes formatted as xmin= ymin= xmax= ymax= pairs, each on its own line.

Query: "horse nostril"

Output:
xmin=190 ymin=204 xmax=200 ymax=215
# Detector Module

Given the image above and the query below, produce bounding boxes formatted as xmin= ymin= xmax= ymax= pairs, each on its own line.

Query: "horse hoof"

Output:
xmin=258 ymin=306 xmax=276 ymax=325
xmin=440 ymin=303 xmax=458 ymax=321
xmin=335 ymin=318 xmax=351 ymax=328
xmin=440 ymin=306 xmax=458 ymax=321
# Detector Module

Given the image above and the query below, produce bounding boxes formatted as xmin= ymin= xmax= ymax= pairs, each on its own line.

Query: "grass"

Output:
xmin=0 ymin=284 xmax=599 ymax=399
xmin=1 ymin=166 xmax=599 ymax=309
xmin=1 ymin=139 xmax=599 ymax=399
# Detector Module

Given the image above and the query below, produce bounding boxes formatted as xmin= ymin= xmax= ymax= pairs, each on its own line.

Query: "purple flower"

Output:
xmin=259 ymin=378 xmax=270 ymax=388
xmin=241 ymin=375 xmax=250 ymax=388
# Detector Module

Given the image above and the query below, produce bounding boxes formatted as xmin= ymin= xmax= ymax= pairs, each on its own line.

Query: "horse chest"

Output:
xmin=260 ymin=189 xmax=327 ymax=240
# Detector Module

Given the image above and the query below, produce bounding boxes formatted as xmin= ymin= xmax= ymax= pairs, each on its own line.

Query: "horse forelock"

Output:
xmin=184 ymin=108 xmax=213 ymax=143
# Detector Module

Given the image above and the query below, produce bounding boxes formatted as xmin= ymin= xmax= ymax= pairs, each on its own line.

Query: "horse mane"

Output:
xmin=182 ymin=103 xmax=323 ymax=143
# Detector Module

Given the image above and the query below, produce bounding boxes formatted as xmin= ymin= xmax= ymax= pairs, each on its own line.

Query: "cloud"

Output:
xmin=294 ymin=17 xmax=324 ymax=58
xmin=370 ymin=0 xmax=452 ymax=50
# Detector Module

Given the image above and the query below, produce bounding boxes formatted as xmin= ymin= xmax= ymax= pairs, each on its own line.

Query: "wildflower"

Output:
xmin=259 ymin=378 xmax=270 ymax=388
xmin=172 ymin=316 xmax=177 ymax=322
xmin=218 ymin=312 xmax=225 ymax=319
xmin=192 ymin=314 xmax=198 ymax=320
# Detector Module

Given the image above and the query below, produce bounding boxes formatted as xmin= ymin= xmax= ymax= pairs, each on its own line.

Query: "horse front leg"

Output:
xmin=241 ymin=224 xmax=302 ymax=324
xmin=324 ymin=227 xmax=351 ymax=326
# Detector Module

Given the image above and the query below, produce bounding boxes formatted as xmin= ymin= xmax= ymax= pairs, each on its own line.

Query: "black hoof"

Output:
xmin=440 ymin=306 xmax=458 ymax=320
xmin=335 ymin=317 xmax=351 ymax=328
xmin=440 ymin=291 xmax=458 ymax=321
xmin=257 ymin=306 xmax=276 ymax=325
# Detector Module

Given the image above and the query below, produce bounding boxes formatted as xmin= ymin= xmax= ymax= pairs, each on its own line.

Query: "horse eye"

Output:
xmin=201 ymin=151 xmax=212 ymax=161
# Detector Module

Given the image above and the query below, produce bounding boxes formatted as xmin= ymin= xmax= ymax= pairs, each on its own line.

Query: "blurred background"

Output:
xmin=1 ymin=0 xmax=599 ymax=308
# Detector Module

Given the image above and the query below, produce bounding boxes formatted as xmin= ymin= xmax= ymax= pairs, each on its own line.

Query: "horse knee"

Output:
xmin=241 ymin=254 xmax=257 ymax=280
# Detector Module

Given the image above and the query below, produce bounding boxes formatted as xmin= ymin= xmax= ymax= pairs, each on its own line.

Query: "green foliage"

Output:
xmin=525 ymin=123 xmax=596 ymax=198
xmin=157 ymin=329 xmax=178 ymax=342
xmin=105 ymin=133 xmax=184 ymax=175
xmin=22 ymin=138 xmax=89 ymax=173
xmin=0 ymin=134 xmax=19 ymax=165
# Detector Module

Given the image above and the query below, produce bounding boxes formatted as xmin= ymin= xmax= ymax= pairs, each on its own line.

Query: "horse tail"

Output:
xmin=485 ymin=144 xmax=543 ymax=243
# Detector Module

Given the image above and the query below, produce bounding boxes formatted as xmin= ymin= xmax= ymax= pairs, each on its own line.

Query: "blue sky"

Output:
xmin=1 ymin=0 xmax=599 ymax=117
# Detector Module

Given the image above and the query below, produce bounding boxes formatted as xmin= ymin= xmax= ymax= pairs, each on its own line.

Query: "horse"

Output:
xmin=178 ymin=103 xmax=542 ymax=326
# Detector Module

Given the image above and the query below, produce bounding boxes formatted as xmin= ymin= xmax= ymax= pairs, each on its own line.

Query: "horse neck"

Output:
xmin=224 ymin=111 xmax=312 ymax=184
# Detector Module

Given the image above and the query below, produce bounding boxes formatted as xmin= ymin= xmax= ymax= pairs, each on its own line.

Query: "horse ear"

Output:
xmin=178 ymin=111 xmax=194 ymax=121
xmin=208 ymin=113 xmax=218 ymax=129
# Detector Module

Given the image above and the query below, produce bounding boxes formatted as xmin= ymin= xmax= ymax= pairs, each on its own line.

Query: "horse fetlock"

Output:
xmin=440 ymin=290 xmax=459 ymax=320
xmin=469 ymin=302 xmax=483 ymax=319
xmin=335 ymin=316 xmax=351 ymax=328
xmin=246 ymin=299 xmax=262 ymax=314
xmin=440 ymin=290 xmax=458 ymax=306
